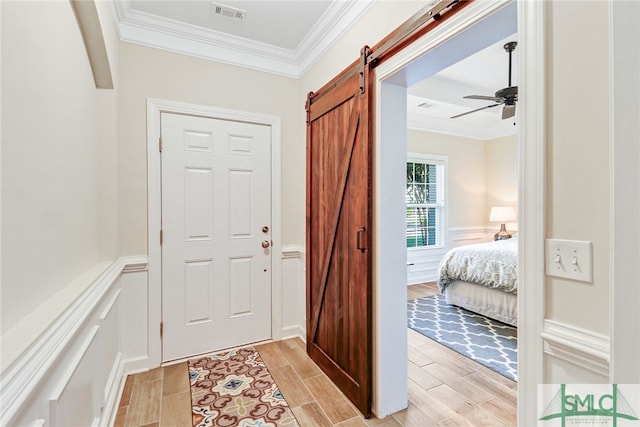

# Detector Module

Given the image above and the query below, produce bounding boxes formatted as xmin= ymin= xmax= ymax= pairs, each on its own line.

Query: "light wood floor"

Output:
xmin=115 ymin=283 xmax=516 ymax=426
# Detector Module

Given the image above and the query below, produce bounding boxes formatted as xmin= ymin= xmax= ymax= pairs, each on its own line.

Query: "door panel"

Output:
xmin=184 ymin=167 xmax=212 ymax=239
xmin=229 ymin=257 xmax=253 ymax=316
xmin=307 ymin=63 xmax=372 ymax=416
xmin=184 ymin=260 xmax=213 ymax=325
xmin=161 ymin=112 xmax=272 ymax=362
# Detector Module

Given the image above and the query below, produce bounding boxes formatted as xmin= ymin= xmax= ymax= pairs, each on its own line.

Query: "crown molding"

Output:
xmin=296 ymin=0 xmax=376 ymax=75
xmin=408 ymin=112 xmax=518 ymax=141
xmin=110 ymin=0 xmax=376 ymax=78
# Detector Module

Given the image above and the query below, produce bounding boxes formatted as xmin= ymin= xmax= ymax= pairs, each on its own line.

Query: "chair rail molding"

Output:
xmin=542 ymin=319 xmax=610 ymax=378
xmin=282 ymin=244 xmax=305 ymax=259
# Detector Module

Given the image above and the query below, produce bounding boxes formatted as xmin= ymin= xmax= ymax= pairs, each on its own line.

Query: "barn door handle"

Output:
xmin=356 ymin=226 xmax=367 ymax=252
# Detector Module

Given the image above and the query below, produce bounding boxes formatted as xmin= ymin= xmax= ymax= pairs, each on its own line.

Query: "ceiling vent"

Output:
xmin=417 ymin=102 xmax=437 ymax=109
xmin=211 ymin=2 xmax=246 ymax=20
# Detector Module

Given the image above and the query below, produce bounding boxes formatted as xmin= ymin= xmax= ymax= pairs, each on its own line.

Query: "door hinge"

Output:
xmin=159 ymin=137 xmax=162 ymax=153
xmin=160 ymin=322 xmax=163 ymax=338
xmin=160 ymin=229 xmax=163 ymax=245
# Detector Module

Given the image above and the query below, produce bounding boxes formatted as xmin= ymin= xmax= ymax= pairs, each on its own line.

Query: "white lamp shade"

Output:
xmin=490 ymin=206 xmax=516 ymax=223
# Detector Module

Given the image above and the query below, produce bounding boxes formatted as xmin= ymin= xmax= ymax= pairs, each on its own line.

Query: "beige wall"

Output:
xmin=117 ymin=1 xmax=428 ymax=255
xmin=96 ymin=0 xmax=121 ymax=260
xmin=300 ymin=1 xmax=425 ymax=93
xmin=407 ymin=130 xmax=518 ymax=231
xmin=1 ymin=1 xmax=120 ymax=333
xmin=118 ymin=1 xmax=479 ymax=252
xmin=546 ymin=1 xmax=610 ymax=335
xmin=407 ymin=129 xmax=488 ymax=228
xmin=118 ymin=43 xmax=302 ymax=254
xmin=485 ymin=134 xmax=518 ymax=229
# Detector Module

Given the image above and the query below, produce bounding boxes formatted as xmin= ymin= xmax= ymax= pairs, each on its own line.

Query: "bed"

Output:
xmin=437 ymin=236 xmax=518 ymax=326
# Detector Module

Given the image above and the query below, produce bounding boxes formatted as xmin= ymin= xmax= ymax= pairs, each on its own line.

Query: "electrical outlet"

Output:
xmin=545 ymin=239 xmax=592 ymax=282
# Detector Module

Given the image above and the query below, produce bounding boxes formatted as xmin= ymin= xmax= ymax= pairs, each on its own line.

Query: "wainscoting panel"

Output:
xmin=0 ymin=257 xmax=149 ymax=427
xmin=98 ymin=288 xmax=121 ymax=408
xmin=49 ymin=325 xmax=100 ymax=427
xmin=120 ymin=268 xmax=150 ymax=373
xmin=407 ymin=227 xmax=491 ymax=285
xmin=281 ymin=246 xmax=305 ymax=340
xmin=407 ymin=247 xmax=446 ymax=285
xmin=448 ymin=227 xmax=493 ymax=247
xmin=1 ymin=249 xmax=308 ymax=427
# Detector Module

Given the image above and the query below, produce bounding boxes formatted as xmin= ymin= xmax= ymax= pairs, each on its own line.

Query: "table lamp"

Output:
xmin=490 ymin=206 xmax=516 ymax=240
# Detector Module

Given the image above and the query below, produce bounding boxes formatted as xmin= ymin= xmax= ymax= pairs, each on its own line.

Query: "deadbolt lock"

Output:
xmin=262 ymin=226 xmax=269 ymax=233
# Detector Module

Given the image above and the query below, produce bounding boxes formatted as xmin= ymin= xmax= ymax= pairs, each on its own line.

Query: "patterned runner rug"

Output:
xmin=407 ymin=294 xmax=517 ymax=381
xmin=189 ymin=346 xmax=299 ymax=427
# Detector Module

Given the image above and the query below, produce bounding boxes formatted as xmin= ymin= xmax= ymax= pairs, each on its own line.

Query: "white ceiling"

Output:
xmin=111 ymin=0 xmax=517 ymax=140
xmin=112 ymin=0 xmax=374 ymax=77
xmin=407 ymin=33 xmax=518 ymax=140
xmin=129 ymin=0 xmax=333 ymax=51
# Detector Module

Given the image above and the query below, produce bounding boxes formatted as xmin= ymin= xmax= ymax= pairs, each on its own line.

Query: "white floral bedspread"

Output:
xmin=437 ymin=237 xmax=518 ymax=294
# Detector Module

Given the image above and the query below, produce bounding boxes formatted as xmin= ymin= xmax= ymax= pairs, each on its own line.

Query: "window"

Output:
xmin=406 ymin=154 xmax=445 ymax=249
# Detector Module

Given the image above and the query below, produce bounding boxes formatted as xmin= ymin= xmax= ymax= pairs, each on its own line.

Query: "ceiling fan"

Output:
xmin=451 ymin=41 xmax=518 ymax=120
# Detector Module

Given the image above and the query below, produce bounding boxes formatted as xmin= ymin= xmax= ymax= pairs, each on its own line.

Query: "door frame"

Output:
xmin=146 ymin=98 xmax=282 ymax=366
xmin=372 ymin=0 xmax=545 ymax=421
xmin=610 ymin=0 xmax=640 ymax=383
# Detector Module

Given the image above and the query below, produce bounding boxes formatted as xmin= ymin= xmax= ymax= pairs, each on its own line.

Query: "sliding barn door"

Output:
xmin=306 ymin=48 xmax=372 ymax=416
xmin=304 ymin=1 xmax=472 ymax=416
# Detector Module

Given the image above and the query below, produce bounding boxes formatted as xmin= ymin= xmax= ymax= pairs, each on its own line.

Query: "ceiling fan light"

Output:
xmin=502 ymin=104 xmax=516 ymax=119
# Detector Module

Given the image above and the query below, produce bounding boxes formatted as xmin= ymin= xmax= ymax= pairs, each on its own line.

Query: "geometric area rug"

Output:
xmin=189 ymin=346 xmax=299 ymax=426
xmin=408 ymin=294 xmax=517 ymax=381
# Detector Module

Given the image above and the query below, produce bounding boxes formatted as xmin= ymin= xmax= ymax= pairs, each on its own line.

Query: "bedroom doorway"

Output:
xmin=404 ymin=31 xmax=520 ymax=402
xmin=373 ymin=0 xmax=545 ymax=422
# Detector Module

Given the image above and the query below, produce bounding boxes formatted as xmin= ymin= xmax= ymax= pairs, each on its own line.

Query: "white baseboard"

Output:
xmin=101 ymin=353 xmax=155 ymax=427
xmin=122 ymin=355 xmax=152 ymax=375
xmin=541 ymin=319 xmax=610 ymax=378
xmin=281 ymin=325 xmax=306 ymax=342
xmin=407 ymin=266 xmax=439 ymax=285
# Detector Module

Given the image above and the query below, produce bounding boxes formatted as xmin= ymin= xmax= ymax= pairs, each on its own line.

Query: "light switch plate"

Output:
xmin=545 ymin=239 xmax=592 ymax=282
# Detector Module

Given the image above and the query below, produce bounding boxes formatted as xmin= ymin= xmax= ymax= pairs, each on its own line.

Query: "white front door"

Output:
xmin=161 ymin=112 xmax=272 ymax=361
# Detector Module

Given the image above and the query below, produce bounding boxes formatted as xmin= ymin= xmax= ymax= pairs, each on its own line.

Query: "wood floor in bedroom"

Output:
xmin=115 ymin=282 xmax=516 ymax=426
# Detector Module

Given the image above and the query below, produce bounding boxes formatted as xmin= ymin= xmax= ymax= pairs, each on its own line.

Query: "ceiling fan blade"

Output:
xmin=464 ymin=95 xmax=503 ymax=102
xmin=502 ymin=104 xmax=516 ymax=119
xmin=451 ymin=103 xmax=500 ymax=119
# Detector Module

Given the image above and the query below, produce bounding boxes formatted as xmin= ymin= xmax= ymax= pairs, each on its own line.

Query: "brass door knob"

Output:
xmin=261 ymin=241 xmax=270 ymax=249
